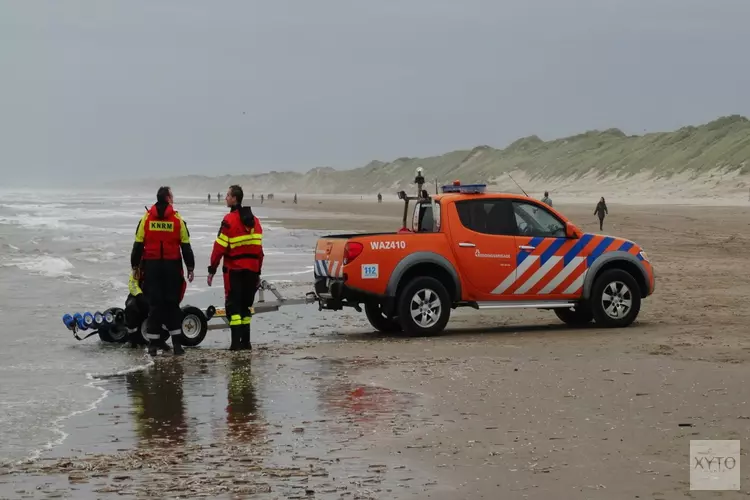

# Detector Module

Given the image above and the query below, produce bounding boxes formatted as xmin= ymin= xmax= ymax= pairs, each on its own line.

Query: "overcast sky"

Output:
xmin=1 ymin=0 xmax=749 ymax=186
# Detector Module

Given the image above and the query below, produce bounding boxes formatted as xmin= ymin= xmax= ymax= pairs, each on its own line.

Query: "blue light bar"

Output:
xmin=440 ymin=183 xmax=487 ymax=194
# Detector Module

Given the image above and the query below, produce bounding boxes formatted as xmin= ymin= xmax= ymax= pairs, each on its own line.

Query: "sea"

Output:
xmin=0 ymin=188 xmax=331 ymax=466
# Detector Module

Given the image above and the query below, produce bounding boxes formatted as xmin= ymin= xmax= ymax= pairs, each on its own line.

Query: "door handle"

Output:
xmin=458 ymin=242 xmax=476 ymax=247
xmin=519 ymin=245 xmax=535 ymax=251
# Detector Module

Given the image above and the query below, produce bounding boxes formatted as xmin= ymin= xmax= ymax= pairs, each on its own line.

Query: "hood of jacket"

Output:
xmin=231 ymin=204 xmax=255 ymax=229
xmin=149 ymin=201 xmax=174 ymax=219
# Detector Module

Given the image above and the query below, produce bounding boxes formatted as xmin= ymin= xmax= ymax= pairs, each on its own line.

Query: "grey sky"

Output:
xmin=2 ymin=0 xmax=749 ymax=186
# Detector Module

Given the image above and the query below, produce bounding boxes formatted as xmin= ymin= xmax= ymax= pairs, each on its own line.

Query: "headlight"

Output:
xmin=639 ymin=250 xmax=649 ymax=262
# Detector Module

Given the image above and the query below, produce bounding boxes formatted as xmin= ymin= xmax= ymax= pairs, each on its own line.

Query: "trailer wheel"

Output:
xmin=177 ymin=306 xmax=208 ymax=347
xmin=364 ymin=302 xmax=401 ymax=333
xmin=135 ymin=318 xmax=170 ymax=345
xmin=98 ymin=308 xmax=128 ymax=343
xmin=98 ymin=325 xmax=129 ymax=343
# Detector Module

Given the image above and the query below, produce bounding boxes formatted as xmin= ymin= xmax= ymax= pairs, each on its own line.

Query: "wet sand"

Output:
xmin=4 ymin=198 xmax=750 ymax=498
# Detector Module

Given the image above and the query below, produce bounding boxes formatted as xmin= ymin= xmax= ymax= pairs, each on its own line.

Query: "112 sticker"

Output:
xmin=361 ymin=264 xmax=379 ymax=279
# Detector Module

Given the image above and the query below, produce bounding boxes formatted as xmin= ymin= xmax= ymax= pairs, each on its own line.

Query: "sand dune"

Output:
xmin=116 ymin=114 xmax=750 ymax=206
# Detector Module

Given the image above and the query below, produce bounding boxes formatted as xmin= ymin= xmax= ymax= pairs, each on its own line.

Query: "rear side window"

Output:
xmin=412 ymin=201 xmax=441 ymax=232
xmin=455 ymin=199 xmax=515 ymax=235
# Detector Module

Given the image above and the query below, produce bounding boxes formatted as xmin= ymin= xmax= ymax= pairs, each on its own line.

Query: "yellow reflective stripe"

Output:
xmin=215 ymin=237 xmax=228 ymax=248
xmin=229 ymin=314 xmax=242 ymax=326
xmin=174 ymin=213 xmax=190 ymax=244
xmin=134 ymin=213 xmax=148 ymax=243
xmin=241 ymin=316 xmax=251 ymax=325
xmin=227 ymin=234 xmax=262 ymax=243
xmin=229 ymin=240 xmax=262 ymax=249
xmin=217 ymin=233 xmax=229 ymax=242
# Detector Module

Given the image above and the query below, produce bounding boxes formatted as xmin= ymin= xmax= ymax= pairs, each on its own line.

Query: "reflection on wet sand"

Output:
xmin=126 ymin=359 xmax=187 ymax=448
xmin=225 ymin=357 xmax=262 ymax=443
xmin=0 ymin=352 xmax=430 ymax=499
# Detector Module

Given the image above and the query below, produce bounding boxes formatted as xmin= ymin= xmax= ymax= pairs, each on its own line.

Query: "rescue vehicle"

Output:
xmin=312 ymin=169 xmax=655 ymax=336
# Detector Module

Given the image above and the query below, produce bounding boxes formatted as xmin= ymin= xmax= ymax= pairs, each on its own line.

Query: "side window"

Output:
xmin=455 ymin=199 xmax=514 ymax=235
xmin=512 ymin=201 xmax=566 ymax=237
xmin=412 ymin=201 xmax=441 ymax=232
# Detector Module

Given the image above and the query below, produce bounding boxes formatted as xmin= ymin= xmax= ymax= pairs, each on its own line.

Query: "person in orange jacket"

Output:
xmin=130 ymin=186 xmax=195 ymax=356
xmin=207 ymin=185 xmax=264 ymax=350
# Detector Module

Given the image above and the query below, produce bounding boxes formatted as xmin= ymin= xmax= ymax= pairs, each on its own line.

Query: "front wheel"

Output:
xmin=591 ymin=269 xmax=641 ymax=327
xmin=177 ymin=306 xmax=208 ymax=347
xmin=364 ymin=302 xmax=401 ymax=333
xmin=396 ymin=277 xmax=451 ymax=336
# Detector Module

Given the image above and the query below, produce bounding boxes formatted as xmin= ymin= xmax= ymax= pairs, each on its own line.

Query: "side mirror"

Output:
xmin=566 ymin=222 xmax=581 ymax=239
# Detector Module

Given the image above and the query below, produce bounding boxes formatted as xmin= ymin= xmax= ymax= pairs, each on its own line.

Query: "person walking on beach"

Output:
xmin=541 ymin=191 xmax=552 ymax=207
xmin=594 ymin=197 xmax=608 ymax=230
xmin=208 ymin=193 xmax=211 ymax=203
xmin=131 ymin=186 xmax=195 ymax=356
xmin=207 ymin=185 xmax=264 ymax=350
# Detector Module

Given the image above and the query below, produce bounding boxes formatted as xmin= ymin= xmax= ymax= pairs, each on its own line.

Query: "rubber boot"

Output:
xmin=127 ymin=328 xmax=140 ymax=348
xmin=240 ymin=324 xmax=251 ymax=350
xmin=154 ymin=338 xmax=171 ymax=352
xmin=229 ymin=326 xmax=242 ymax=351
xmin=147 ymin=341 xmax=158 ymax=356
xmin=172 ymin=336 xmax=185 ymax=356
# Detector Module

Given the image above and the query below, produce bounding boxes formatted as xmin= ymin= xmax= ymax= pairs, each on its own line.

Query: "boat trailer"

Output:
xmin=62 ymin=280 xmax=318 ymax=347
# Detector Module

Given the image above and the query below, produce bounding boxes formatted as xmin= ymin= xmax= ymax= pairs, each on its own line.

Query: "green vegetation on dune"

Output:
xmin=122 ymin=114 xmax=750 ymax=194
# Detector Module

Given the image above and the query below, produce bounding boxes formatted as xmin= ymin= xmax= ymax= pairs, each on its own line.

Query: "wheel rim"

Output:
xmin=409 ymin=288 xmax=441 ymax=328
xmin=601 ymin=281 xmax=633 ymax=319
xmin=109 ymin=327 xmax=128 ymax=342
xmin=181 ymin=314 xmax=202 ymax=339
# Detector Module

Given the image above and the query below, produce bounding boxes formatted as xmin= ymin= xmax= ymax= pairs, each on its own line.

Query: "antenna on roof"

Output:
xmin=507 ymin=173 xmax=528 ymax=197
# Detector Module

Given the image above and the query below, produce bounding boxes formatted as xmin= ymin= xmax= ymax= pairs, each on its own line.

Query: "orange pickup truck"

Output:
xmin=313 ymin=182 xmax=655 ymax=336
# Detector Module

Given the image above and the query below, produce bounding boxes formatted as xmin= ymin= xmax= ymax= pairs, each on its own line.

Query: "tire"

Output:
xmin=364 ymin=302 xmax=401 ymax=333
xmin=97 ymin=325 xmax=129 ymax=343
xmin=177 ymin=306 xmax=208 ymax=347
xmin=98 ymin=307 xmax=129 ymax=343
xmin=554 ymin=305 xmax=594 ymax=326
xmin=590 ymin=269 xmax=641 ymax=327
xmin=396 ymin=276 xmax=451 ymax=336
xmin=134 ymin=317 xmax=171 ymax=345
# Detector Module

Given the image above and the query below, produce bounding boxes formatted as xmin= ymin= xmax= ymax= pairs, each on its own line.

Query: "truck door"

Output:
xmin=448 ymin=198 xmax=517 ymax=301
xmin=507 ymin=200 xmax=583 ymax=298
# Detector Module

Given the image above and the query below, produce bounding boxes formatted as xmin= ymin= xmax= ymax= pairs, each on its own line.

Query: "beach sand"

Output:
xmin=3 ymin=196 xmax=750 ymax=499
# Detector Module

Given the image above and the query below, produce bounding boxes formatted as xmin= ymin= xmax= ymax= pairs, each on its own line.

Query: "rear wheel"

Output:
xmin=591 ymin=269 xmax=641 ymax=327
xmin=396 ymin=277 xmax=451 ymax=336
xmin=364 ymin=302 xmax=401 ymax=333
xmin=177 ymin=306 xmax=208 ymax=347
xmin=554 ymin=305 xmax=594 ymax=326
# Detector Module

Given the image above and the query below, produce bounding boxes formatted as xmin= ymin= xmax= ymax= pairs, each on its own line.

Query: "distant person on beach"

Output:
xmin=594 ymin=197 xmax=608 ymax=230
xmin=541 ymin=191 xmax=552 ymax=207
xmin=260 ymin=194 xmax=264 ymax=204
xmin=217 ymin=192 xmax=220 ymax=201
xmin=377 ymin=193 xmax=382 ymax=203
xmin=208 ymin=193 xmax=211 ymax=203
xmin=293 ymin=193 xmax=297 ymax=204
